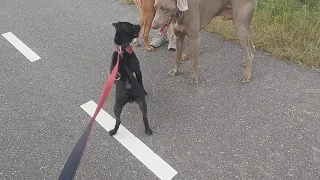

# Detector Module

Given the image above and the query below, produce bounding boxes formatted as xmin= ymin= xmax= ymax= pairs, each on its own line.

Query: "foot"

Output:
xmin=109 ymin=129 xmax=117 ymax=136
xmin=168 ymin=34 xmax=176 ymax=51
xmin=150 ymin=33 xmax=168 ymax=48
xmin=188 ymin=74 xmax=199 ymax=84
xmin=145 ymin=128 xmax=152 ymax=135
xmin=240 ymin=72 xmax=251 ymax=84
xmin=168 ymin=68 xmax=178 ymax=76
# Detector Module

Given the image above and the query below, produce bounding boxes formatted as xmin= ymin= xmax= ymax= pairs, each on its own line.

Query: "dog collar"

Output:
xmin=114 ymin=44 xmax=134 ymax=56
xmin=114 ymin=44 xmax=134 ymax=81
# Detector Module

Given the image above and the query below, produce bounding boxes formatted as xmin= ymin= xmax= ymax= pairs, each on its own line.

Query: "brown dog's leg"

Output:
xmin=188 ymin=36 xmax=201 ymax=84
xmin=138 ymin=0 xmax=156 ymax=52
xmin=142 ymin=15 xmax=155 ymax=51
xmin=168 ymin=31 xmax=185 ymax=76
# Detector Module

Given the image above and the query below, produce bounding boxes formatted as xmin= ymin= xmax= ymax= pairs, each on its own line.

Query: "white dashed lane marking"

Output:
xmin=2 ymin=32 xmax=41 ymax=62
xmin=81 ymin=100 xmax=178 ymax=180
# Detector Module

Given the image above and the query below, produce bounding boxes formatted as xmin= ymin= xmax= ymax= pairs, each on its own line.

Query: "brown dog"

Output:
xmin=132 ymin=0 xmax=156 ymax=51
xmin=152 ymin=0 xmax=256 ymax=84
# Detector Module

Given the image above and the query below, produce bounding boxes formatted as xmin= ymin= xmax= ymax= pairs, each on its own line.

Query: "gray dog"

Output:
xmin=151 ymin=0 xmax=256 ymax=84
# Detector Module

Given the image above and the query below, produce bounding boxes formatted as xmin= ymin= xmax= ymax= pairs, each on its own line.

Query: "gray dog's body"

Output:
xmin=152 ymin=0 xmax=256 ymax=84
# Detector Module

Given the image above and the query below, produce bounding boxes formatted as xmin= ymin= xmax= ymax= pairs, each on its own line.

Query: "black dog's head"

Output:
xmin=112 ymin=21 xmax=141 ymax=45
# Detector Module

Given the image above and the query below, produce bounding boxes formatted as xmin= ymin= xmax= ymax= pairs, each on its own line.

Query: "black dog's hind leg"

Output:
xmin=136 ymin=99 xmax=152 ymax=135
xmin=109 ymin=101 xmax=127 ymax=136
xmin=135 ymin=70 xmax=148 ymax=95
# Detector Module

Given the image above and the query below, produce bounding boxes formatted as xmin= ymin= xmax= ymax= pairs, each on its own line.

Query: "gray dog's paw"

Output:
xmin=240 ymin=73 xmax=251 ymax=84
xmin=168 ymin=69 xmax=178 ymax=76
xmin=188 ymin=75 xmax=199 ymax=84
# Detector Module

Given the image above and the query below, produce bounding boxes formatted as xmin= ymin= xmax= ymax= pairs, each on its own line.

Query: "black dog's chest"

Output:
xmin=125 ymin=80 xmax=132 ymax=90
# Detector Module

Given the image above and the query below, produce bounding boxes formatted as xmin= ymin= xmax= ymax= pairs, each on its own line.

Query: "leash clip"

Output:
xmin=118 ymin=46 xmax=123 ymax=58
xmin=115 ymin=72 xmax=121 ymax=81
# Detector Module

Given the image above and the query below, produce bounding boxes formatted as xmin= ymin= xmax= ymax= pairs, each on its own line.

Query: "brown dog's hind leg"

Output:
xmin=168 ymin=31 xmax=185 ymax=76
xmin=136 ymin=99 xmax=152 ymax=135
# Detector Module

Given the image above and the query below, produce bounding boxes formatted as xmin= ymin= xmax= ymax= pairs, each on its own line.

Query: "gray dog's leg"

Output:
xmin=168 ymin=31 xmax=185 ymax=76
xmin=233 ymin=1 xmax=255 ymax=83
xmin=189 ymin=36 xmax=201 ymax=84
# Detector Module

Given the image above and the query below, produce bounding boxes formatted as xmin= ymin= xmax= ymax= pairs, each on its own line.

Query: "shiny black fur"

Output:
xmin=109 ymin=22 xmax=152 ymax=136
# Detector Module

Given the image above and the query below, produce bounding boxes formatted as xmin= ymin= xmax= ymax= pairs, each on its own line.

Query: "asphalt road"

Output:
xmin=1 ymin=0 xmax=320 ymax=179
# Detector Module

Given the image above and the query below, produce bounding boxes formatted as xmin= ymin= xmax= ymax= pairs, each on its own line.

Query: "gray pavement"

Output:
xmin=1 ymin=0 xmax=320 ymax=179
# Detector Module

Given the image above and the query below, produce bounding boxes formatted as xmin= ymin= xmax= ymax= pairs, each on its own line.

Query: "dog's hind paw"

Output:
xmin=240 ymin=73 xmax=251 ymax=84
xmin=188 ymin=75 xmax=199 ymax=84
xmin=168 ymin=68 xmax=178 ymax=76
xmin=109 ymin=129 xmax=117 ymax=136
xmin=145 ymin=128 xmax=153 ymax=135
xmin=146 ymin=46 xmax=155 ymax=52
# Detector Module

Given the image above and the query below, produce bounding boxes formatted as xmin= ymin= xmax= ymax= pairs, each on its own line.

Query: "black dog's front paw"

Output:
xmin=145 ymin=128 xmax=152 ymax=135
xmin=109 ymin=129 xmax=117 ymax=136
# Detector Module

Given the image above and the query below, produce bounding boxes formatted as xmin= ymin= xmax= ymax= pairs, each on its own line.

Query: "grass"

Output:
xmin=121 ymin=0 xmax=134 ymax=5
xmin=125 ymin=0 xmax=320 ymax=69
xmin=206 ymin=0 xmax=320 ymax=68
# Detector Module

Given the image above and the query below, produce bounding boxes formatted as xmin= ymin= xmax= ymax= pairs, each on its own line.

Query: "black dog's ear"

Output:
xmin=112 ymin=22 xmax=121 ymax=29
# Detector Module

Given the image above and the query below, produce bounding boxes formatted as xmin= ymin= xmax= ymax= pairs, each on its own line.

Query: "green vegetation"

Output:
xmin=206 ymin=0 xmax=320 ymax=68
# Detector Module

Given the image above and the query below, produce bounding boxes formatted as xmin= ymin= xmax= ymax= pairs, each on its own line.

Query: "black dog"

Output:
xmin=109 ymin=21 xmax=152 ymax=136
